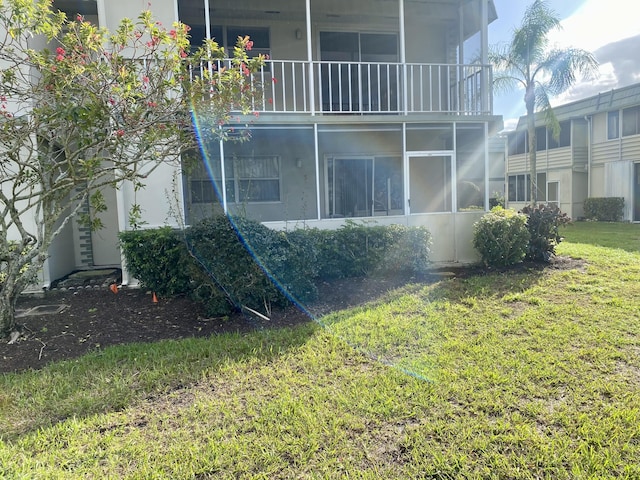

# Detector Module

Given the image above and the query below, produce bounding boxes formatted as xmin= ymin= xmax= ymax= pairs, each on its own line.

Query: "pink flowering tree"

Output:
xmin=0 ymin=0 xmax=264 ymax=339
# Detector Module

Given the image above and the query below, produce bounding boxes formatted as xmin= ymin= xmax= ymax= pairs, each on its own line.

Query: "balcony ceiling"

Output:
xmin=52 ymin=0 xmax=497 ymax=34
xmin=179 ymin=0 xmax=470 ymax=25
xmin=52 ymin=0 xmax=98 ymax=16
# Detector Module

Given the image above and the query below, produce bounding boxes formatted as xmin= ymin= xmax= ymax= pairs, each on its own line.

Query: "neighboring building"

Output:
xmin=38 ymin=0 xmax=502 ymax=287
xmin=505 ymin=83 xmax=640 ymax=222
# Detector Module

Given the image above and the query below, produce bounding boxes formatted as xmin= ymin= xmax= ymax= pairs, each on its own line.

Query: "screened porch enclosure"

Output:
xmin=326 ymin=156 xmax=404 ymax=218
xmin=184 ymin=123 xmax=488 ymax=223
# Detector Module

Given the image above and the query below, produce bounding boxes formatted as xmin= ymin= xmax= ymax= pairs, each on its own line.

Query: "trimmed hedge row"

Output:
xmin=120 ymin=216 xmax=432 ymax=317
xmin=583 ymin=197 xmax=624 ymax=222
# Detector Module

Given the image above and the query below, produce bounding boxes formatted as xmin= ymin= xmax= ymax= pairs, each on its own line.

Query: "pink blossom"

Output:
xmin=56 ymin=47 xmax=65 ymax=56
xmin=115 ymin=129 xmax=125 ymax=137
xmin=246 ymin=40 xmax=253 ymax=51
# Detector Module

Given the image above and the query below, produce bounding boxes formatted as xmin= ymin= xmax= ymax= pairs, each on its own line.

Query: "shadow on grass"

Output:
xmin=353 ymin=256 xmax=586 ymax=309
xmin=0 ymin=322 xmax=319 ymax=441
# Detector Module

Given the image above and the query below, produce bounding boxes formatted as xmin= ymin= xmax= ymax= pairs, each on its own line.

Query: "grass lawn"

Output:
xmin=1 ymin=221 xmax=639 ymax=479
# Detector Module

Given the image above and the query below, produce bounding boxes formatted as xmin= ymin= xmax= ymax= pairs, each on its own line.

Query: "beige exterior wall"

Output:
xmin=590 ymin=165 xmax=606 ymax=197
xmin=99 ymin=0 xmax=176 ymax=32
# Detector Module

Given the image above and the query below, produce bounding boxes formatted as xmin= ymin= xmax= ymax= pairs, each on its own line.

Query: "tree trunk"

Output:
xmin=525 ymin=87 xmax=537 ymax=205
xmin=0 ymin=287 xmax=20 ymax=339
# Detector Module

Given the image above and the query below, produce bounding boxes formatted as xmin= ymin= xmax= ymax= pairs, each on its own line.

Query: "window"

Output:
xmin=508 ymin=131 xmax=527 ymax=156
xmin=507 ymin=173 xmax=546 ymax=202
xmin=536 ymin=172 xmax=547 ymax=201
xmin=623 ymin=106 xmax=640 ymax=137
xmin=547 ymin=181 xmax=559 ymax=207
xmin=608 ymin=111 xmax=620 ymax=139
xmin=191 ymin=156 xmax=281 ymax=204
xmin=319 ymin=31 xmax=399 ymax=112
xmin=536 ymin=126 xmax=546 ymax=151
xmin=235 ymin=156 xmax=280 ymax=202
xmin=508 ymin=174 xmax=527 ymax=202
xmin=548 ymin=121 xmax=570 ymax=149
xmin=226 ymin=27 xmax=270 ymax=60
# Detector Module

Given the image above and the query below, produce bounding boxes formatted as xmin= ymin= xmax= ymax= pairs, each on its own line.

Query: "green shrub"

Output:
xmin=119 ymin=227 xmax=192 ymax=296
xmin=583 ymin=197 xmax=624 ymax=222
xmin=185 ymin=216 xmax=288 ymax=316
xmin=473 ymin=207 xmax=530 ymax=266
xmin=376 ymin=224 xmax=431 ymax=275
xmin=310 ymin=221 xmax=431 ymax=279
xmin=520 ymin=203 xmax=571 ymax=262
xmin=120 ymin=217 xmax=432 ymax=317
xmin=489 ymin=190 xmax=505 ymax=209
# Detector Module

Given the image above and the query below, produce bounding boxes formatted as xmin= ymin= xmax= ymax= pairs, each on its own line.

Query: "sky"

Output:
xmin=489 ymin=0 xmax=640 ymax=131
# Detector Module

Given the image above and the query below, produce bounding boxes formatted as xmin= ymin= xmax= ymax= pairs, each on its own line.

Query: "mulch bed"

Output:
xmin=2 ymin=275 xmax=415 ymax=374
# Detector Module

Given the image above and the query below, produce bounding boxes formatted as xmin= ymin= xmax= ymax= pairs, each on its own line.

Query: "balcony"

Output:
xmin=193 ymin=59 xmax=493 ymax=116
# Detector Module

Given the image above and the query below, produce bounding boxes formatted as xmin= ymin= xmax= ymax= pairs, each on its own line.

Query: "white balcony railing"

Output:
xmin=193 ymin=59 xmax=493 ymax=116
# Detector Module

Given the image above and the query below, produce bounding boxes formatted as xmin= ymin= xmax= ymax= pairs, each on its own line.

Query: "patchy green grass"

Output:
xmin=561 ymin=220 xmax=640 ymax=252
xmin=1 ymin=222 xmax=639 ymax=479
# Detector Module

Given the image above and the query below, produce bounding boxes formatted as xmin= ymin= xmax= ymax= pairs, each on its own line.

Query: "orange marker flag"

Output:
xmin=109 ymin=283 xmax=118 ymax=294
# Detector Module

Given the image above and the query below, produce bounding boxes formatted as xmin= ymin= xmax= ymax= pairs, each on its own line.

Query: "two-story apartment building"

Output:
xmin=506 ymin=83 xmax=640 ymax=222
xmin=40 ymin=0 xmax=502 ymax=287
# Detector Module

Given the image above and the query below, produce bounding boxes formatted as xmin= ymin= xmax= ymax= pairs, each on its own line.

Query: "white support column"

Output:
xmin=480 ymin=0 xmax=490 ymax=113
xmin=173 ymin=0 xmax=179 ymax=22
xmin=458 ymin=3 xmax=464 ymax=113
xmin=96 ymin=0 xmax=107 ymax=28
xmin=116 ymin=182 xmax=131 ymax=285
xmin=314 ymin=123 xmax=321 ymax=219
xmin=452 ymin=123 xmax=458 ymax=213
xmin=484 ymin=122 xmax=490 ymax=210
xmin=219 ymin=133 xmax=228 ymax=214
xmin=204 ymin=0 xmax=211 ymax=40
xmin=399 ymin=0 xmax=407 ymax=115
xmin=306 ymin=0 xmax=315 ymax=115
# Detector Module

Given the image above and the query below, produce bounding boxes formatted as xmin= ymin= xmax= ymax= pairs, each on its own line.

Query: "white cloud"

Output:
xmin=548 ymin=0 xmax=639 ymax=52
xmin=492 ymin=0 xmax=640 ymax=125
xmin=545 ymin=1 xmax=640 ymax=111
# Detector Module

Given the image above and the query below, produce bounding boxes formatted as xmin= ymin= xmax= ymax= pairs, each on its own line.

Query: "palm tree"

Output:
xmin=491 ymin=0 xmax=598 ymax=204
